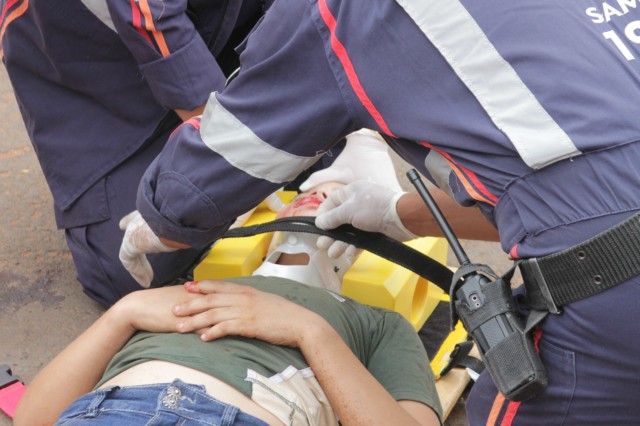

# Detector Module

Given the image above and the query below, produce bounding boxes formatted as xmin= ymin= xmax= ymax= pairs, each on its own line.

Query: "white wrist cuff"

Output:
xmin=387 ymin=192 xmax=419 ymax=241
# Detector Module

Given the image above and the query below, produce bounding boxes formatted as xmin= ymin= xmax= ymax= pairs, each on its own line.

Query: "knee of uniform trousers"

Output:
xmin=64 ymin=224 xmax=209 ymax=307
xmin=64 ymin=225 xmax=140 ymax=307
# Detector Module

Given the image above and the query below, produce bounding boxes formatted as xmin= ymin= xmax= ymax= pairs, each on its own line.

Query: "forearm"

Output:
xmin=14 ymin=306 xmax=134 ymax=426
xmin=397 ymin=190 xmax=500 ymax=242
xmin=299 ymin=319 xmax=438 ymax=426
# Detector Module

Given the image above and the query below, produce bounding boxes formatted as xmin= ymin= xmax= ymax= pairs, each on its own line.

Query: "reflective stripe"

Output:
xmin=486 ymin=392 xmax=506 ymax=425
xmin=81 ymin=0 xmax=116 ymax=32
xmin=394 ymin=0 xmax=581 ymax=169
xmin=200 ymin=94 xmax=323 ymax=184
xmin=424 ymin=149 xmax=455 ymax=198
xmin=421 ymin=142 xmax=498 ymax=205
xmin=0 ymin=0 xmax=29 ymax=51
xmin=138 ymin=0 xmax=170 ymax=57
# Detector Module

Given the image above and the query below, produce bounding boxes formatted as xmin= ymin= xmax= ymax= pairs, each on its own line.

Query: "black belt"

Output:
xmin=519 ymin=212 xmax=640 ymax=314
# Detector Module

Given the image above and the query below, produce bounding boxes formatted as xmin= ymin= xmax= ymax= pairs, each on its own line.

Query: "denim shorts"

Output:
xmin=55 ymin=379 xmax=269 ymax=425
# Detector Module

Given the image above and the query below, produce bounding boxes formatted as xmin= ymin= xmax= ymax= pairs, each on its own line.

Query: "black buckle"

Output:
xmin=439 ymin=341 xmax=475 ymax=377
xmin=0 ymin=365 xmax=21 ymax=390
xmin=522 ymin=259 xmax=562 ymax=314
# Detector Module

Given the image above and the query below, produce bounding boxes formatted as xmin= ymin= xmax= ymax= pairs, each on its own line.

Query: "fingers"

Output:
xmin=264 ymin=192 xmax=285 ymax=212
xmin=314 ymin=185 xmax=347 ymax=216
xmin=299 ymin=168 xmax=352 ymax=192
xmin=173 ymin=283 xmax=258 ymax=341
xmin=173 ymin=281 xmax=249 ymax=316
xmin=317 ymin=236 xmax=357 ymax=259
xmin=315 ymin=187 xmax=351 ymax=230
xmin=118 ymin=245 xmax=153 ymax=288
xmin=176 ymin=304 xmax=240 ymax=336
xmin=316 ymin=235 xmax=334 ymax=250
xmin=182 ymin=280 xmax=244 ymax=295
xmin=327 ymin=240 xmax=348 ymax=258
xmin=118 ymin=210 xmax=139 ymax=230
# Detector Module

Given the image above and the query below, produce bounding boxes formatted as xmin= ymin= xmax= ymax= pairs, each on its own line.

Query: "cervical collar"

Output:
xmin=252 ymin=232 xmax=355 ymax=293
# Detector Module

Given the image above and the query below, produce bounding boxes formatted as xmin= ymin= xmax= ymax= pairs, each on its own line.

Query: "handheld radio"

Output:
xmin=407 ymin=169 xmax=547 ymax=401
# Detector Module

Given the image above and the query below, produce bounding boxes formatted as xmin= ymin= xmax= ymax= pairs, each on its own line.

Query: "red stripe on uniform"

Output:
xmin=500 ymin=401 xmax=522 ymax=426
xmin=498 ymin=329 xmax=542 ymax=425
xmin=138 ymin=0 xmax=170 ymax=57
xmin=0 ymin=0 xmax=28 ymax=56
xmin=317 ymin=0 xmax=396 ymax=137
xmin=486 ymin=393 xmax=506 ymax=425
xmin=0 ymin=0 xmax=20 ymax=27
xmin=169 ymin=118 xmax=201 ymax=139
xmin=421 ymin=141 xmax=499 ymax=205
xmin=130 ymin=0 xmax=153 ymax=44
xmin=509 ymin=243 xmax=519 ymax=259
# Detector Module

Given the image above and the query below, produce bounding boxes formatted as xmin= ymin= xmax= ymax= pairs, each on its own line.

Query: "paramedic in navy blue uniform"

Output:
xmin=0 ymin=0 xmax=277 ymax=306
xmin=118 ymin=0 xmax=639 ymax=423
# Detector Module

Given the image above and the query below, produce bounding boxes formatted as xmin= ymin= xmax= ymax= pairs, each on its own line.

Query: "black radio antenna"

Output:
xmin=406 ymin=169 xmax=470 ymax=266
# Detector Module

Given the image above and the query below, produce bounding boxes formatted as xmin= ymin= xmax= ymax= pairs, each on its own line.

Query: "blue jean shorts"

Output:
xmin=55 ymin=380 xmax=269 ymax=425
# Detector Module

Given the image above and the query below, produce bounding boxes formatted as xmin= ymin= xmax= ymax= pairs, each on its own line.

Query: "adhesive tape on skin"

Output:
xmin=252 ymin=232 xmax=355 ymax=293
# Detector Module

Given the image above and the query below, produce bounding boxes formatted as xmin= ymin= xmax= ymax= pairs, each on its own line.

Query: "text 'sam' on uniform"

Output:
xmin=0 ymin=0 xmax=267 ymax=306
xmin=137 ymin=0 xmax=640 ymax=423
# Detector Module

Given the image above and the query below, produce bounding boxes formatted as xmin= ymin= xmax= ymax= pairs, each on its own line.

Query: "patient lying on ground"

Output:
xmin=15 ymin=146 xmax=442 ymax=426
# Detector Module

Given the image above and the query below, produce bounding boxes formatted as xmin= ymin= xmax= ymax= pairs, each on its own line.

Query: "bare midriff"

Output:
xmin=98 ymin=360 xmax=285 ymax=426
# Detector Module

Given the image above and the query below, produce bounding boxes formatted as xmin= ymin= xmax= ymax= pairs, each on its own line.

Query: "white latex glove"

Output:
xmin=119 ymin=211 xmax=177 ymax=288
xmin=265 ymin=191 xmax=286 ymax=212
xmin=315 ymin=180 xmax=417 ymax=258
xmin=231 ymin=207 xmax=257 ymax=229
xmin=299 ymin=129 xmax=402 ymax=192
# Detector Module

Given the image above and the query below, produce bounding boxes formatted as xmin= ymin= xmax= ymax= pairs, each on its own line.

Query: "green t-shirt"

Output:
xmin=98 ymin=276 xmax=442 ymax=418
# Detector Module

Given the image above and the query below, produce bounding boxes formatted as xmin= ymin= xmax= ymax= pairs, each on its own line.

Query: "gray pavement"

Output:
xmin=0 ymin=65 xmax=516 ymax=425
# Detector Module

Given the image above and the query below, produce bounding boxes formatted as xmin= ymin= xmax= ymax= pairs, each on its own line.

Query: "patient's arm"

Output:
xmin=174 ymin=280 xmax=440 ymax=426
xmin=14 ymin=286 xmax=200 ymax=426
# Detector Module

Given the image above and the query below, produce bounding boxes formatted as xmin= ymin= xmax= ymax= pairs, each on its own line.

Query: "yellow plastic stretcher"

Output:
xmin=193 ymin=192 xmax=473 ymax=419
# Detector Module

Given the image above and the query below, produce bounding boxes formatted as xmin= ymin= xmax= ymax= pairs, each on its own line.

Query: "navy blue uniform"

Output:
xmin=0 ymin=0 xmax=268 ymax=306
xmin=135 ymin=0 xmax=640 ymax=423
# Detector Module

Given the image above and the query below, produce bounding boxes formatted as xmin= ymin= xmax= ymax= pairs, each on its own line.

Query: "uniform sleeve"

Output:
xmin=136 ymin=0 xmax=358 ymax=247
xmin=367 ymin=312 xmax=444 ymax=422
xmin=105 ymin=0 xmax=226 ymax=110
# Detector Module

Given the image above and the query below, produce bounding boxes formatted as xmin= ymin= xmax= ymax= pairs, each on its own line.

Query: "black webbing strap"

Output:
xmin=222 ymin=216 xmax=454 ymax=292
xmin=439 ymin=341 xmax=484 ymax=378
xmin=520 ymin=212 xmax=640 ymax=313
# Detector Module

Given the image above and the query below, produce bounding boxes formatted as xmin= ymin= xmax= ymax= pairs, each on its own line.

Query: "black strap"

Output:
xmin=223 ymin=216 xmax=454 ymax=292
xmin=439 ymin=341 xmax=484 ymax=377
xmin=520 ymin=211 xmax=640 ymax=312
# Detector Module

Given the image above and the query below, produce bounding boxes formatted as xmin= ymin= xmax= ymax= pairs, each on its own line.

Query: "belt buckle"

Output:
xmin=522 ymin=258 xmax=562 ymax=314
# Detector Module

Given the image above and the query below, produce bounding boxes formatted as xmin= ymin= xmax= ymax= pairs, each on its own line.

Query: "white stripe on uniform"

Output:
xmin=200 ymin=94 xmax=323 ymax=183
xmin=81 ymin=0 xmax=117 ymax=32
xmin=395 ymin=0 xmax=581 ymax=169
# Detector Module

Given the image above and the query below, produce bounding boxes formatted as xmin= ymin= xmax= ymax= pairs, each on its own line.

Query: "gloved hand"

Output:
xmin=119 ymin=211 xmax=177 ymax=288
xmin=299 ymin=129 xmax=402 ymax=192
xmin=315 ymin=180 xmax=418 ymax=258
